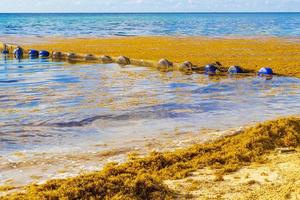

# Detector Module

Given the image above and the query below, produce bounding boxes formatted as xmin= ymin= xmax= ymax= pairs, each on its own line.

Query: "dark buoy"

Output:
xmin=258 ymin=67 xmax=273 ymax=76
xmin=52 ymin=51 xmax=63 ymax=58
xmin=205 ymin=64 xmax=218 ymax=75
xmin=39 ymin=50 xmax=50 ymax=58
xmin=28 ymin=49 xmax=39 ymax=58
xmin=2 ymin=44 xmax=9 ymax=54
xmin=2 ymin=49 xmax=9 ymax=54
xmin=228 ymin=65 xmax=243 ymax=74
xmin=85 ymin=54 xmax=96 ymax=61
xmin=117 ymin=56 xmax=130 ymax=65
xmin=158 ymin=58 xmax=173 ymax=71
xmin=100 ymin=55 xmax=113 ymax=63
xmin=179 ymin=61 xmax=193 ymax=73
xmin=13 ymin=47 xmax=23 ymax=59
xmin=67 ymin=53 xmax=77 ymax=59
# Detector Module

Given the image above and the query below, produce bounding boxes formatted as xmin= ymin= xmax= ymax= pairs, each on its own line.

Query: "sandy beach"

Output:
xmin=1 ymin=116 xmax=299 ymax=199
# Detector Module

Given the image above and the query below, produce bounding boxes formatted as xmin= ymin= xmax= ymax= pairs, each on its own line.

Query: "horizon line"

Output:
xmin=0 ymin=11 xmax=299 ymax=14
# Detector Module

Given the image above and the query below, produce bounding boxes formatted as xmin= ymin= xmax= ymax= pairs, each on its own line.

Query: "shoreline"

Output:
xmin=2 ymin=116 xmax=299 ymax=199
xmin=0 ymin=127 xmax=226 ymax=194
xmin=0 ymin=123 xmax=241 ymax=194
xmin=1 ymin=34 xmax=300 ymax=41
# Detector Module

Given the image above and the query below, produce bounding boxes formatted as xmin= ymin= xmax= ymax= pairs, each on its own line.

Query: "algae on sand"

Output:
xmin=3 ymin=116 xmax=300 ymax=200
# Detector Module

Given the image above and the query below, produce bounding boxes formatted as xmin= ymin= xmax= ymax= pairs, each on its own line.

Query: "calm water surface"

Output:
xmin=0 ymin=13 xmax=299 ymax=37
xmin=0 ymin=57 xmax=299 ymax=154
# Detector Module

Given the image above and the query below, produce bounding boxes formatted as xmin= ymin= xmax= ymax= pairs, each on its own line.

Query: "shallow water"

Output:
xmin=0 ymin=13 xmax=299 ymax=37
xmin=0 ymin=57 xmax=299 ymax=154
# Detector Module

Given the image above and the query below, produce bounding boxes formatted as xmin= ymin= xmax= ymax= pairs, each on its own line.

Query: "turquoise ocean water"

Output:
xmin=0 ymin=13 xmax=299 ymax=37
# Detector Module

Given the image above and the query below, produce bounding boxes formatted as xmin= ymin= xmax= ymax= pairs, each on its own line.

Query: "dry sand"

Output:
xmin=166 ymin=148 xmax=300 ymax=200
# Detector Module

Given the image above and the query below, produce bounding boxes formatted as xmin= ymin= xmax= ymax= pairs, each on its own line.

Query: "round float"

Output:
xmin=13 ymin=47 xmax=23 ymax=59
xmin=157 ymin=58 xmax=173 ymax=71
xmin=2 ymin=49 xmax=9 ymax=54
xmin=67 ymin=53 xmax=77 ymax=59
xmin=228 ymin=65 xmax=243 ymax=74
xmin=29 ymin=50 xmax=39 ymax=58
xmin=117 ymin=56 xmax=130 ymax=65
xmin=2 ymin=44 xmax=9 ymax=54
xmin=52 ymin=51 xmax=63 ymax=58
xmin=39 ymin=50 xmax=50 ymax=58
xmin=180 ymin=61 xmax=193 ymax=72
xmin=258 ymin=67 xmax=273 ymax=76
xmin=2 ymin=50 xmax=9 ymax=54
xmin=100 ymin=55 xmax=113 ymax=63
xmin=205 ymin=64 xmax=218 ymax=75
xmin=85 ymin=54 xmax=96 ymax=61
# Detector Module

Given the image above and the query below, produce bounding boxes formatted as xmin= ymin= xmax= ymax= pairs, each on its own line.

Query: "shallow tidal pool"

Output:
xmin=0 ymin=57 xmax=300 ymax=154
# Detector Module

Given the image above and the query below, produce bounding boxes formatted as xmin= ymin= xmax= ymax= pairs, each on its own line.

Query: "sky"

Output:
xmin=0 ymin=0 xmax=299 ymax=13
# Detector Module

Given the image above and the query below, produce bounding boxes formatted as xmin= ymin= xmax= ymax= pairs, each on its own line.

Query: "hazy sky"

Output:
xmin=0 ymin=0 xmax=299 ymax=13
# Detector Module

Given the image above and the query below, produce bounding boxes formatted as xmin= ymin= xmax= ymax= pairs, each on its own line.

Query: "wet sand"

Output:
xmin=11 ymin=36 xmax=300 ymax=78
xmin=2 ymin=116 xmax=299 ymax=199
xmin=0 ymin=126 xmax=237 ymax=196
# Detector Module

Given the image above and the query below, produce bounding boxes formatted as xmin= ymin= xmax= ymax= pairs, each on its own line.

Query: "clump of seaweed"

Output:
xmin=4 ymin=116 xmax=300 ymax=200
xmin=21 ymin=37 xmax=300 ymax=78
xmin=0 ymin=185 xmax=15 ymax=192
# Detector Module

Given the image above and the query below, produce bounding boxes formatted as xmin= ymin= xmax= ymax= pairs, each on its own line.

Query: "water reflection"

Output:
xmin=0 ymin=58 xmax=299 ymax=153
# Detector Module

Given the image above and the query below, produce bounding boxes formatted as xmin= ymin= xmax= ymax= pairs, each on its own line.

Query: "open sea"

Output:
xmin=0 ymin=12 xmax=299 ymax=37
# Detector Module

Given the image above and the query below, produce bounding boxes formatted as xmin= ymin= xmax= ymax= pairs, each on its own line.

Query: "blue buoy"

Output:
xmin=258 ymin=67 xmax=273 ymax=76
xmin=205 ymin=64 xmax=218 ymax=75
xmin=2 ymin=49 xmax=9 ymax=54
xmin=2 ymin=44 xmax=9 ymax=54
xmin=39 ymin=50 xmax=50 ymax=58
xmin=228 ymin=65 xmax=243 ymax=74
xmin=28 ymin=49 xmax=39 ymax=58
xmin=13 ymin=47 xmax=23 ymax=59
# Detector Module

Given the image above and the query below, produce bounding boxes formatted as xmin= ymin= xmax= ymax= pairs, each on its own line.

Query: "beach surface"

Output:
xmin=10 ymin=36 xmax=300 ymax=78
xmin=0 ymin=36 xmax=299 ymax=199
xmin=1 ymin=116 xmax=299 ymax=199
